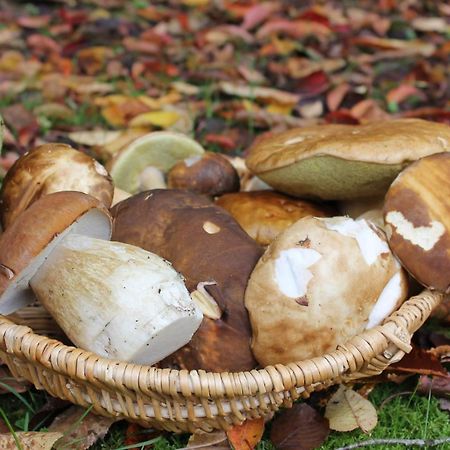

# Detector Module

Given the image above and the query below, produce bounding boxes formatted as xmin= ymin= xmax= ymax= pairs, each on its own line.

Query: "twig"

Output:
xmin=336 ymin=437 xmax=450 ymax=449
xmin=378 ymin=391 xmax=413 ymax=411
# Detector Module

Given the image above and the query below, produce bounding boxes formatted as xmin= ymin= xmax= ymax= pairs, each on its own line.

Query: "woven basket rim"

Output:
xmin=0 ymin=289 xmax=442 ymax=400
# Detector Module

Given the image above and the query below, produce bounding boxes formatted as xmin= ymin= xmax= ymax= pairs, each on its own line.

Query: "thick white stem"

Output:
xmin=29 ymin=234 xmax=202 ymax=365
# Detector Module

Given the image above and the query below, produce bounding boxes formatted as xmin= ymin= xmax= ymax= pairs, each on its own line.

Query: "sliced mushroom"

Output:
xmin=0 ymin=191 xmax=202 ymax=364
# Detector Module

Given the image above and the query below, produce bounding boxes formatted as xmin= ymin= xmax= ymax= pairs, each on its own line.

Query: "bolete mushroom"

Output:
xmin=245 ymin=216 xmax=408 ymax=366
xmin=167 ymin=152 xmax=240 ymax=196
xmin=111 ymin=189 xmax=263 ymax=372
xmin=216 ymin=191 xmax=335 ymax=246
xmin=0 ymin=143 xmax=114 ymax=229
xmin=0 ymin=191 xmax=202 ymax=365
xmin=245 ymin=119 xmax=450 ymax=200
xmin=384 ymin=152 xmax=450 ymax=293
xmin=107 ymin=131 xmax=205 ymax=194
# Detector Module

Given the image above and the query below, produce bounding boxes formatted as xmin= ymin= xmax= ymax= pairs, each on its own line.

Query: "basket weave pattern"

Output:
xmin=0 ymin=289 xmax=443 ymax=433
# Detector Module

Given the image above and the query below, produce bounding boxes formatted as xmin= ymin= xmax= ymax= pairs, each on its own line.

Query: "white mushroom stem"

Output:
xmin=139 ymin=166 xmax=167 ymax=191
xmin=111 ymin=187 xmax=132 ymax=206
xmin=29 ymin=234 xmax=202 ymax=365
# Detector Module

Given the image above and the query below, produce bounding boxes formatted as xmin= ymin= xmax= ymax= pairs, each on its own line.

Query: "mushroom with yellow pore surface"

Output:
xmin=245 ymin=216 xmax=408 ymax=366
xmin=245 ymin=119 xmax=450 ymax=200
xmin=0 ymin=191 xmax=202 ymax=365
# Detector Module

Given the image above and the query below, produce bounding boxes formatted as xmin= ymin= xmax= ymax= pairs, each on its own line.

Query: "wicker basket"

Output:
xmin=0 ymin=289 xmax=443 ymax=433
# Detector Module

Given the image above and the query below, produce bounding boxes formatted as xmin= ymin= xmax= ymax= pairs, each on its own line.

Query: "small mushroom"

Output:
xmin=112 ymin=189 xmax=263 ymax=372
xmin=245 ymin=216 xmax=408 ymax=366
xmin=107 ymin=131 xmax=205 ymax=194
xmin=0 ymin=191 xmax=202 ymax=365
xmin=384 ymin=152 xmax=450 ymax=293
xmin=0 ymin=143 xmax=114 ymax=229
xmin=246 ymin=119 xmax=450 ymax=200
xmin=216 ymin=191 xmax=335 ymax=246
xmin=167 ymin=152 xmax=240 ymax=196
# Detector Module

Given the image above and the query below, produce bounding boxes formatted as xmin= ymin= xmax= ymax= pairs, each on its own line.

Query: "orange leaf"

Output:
xmin=226 ymin=417 xmax=264 ymax=450
xmin=386 ymin=84 xmax=424 ymax=105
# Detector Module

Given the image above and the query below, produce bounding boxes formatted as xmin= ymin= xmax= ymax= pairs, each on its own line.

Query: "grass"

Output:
xmin=1 ymin=376 xmax=448 ymax=449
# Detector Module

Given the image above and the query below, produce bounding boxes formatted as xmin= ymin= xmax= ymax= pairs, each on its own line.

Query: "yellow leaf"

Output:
xmin=325 ymin=385 xmax=378 ymax=433
xmin=129 ymin=111 xmax=180 ymax=128
xmin=94 ymin=95 xmax=130 ymax=107
xmin=183 ymin=0 xmax=209 ymax=6
xmin=243 ymin=99 xmax=259 ymax=112
xmin=266 ymin=102 xmax=293 ymax=115
xmin=138 ymin=91 xmax=182 ymax=109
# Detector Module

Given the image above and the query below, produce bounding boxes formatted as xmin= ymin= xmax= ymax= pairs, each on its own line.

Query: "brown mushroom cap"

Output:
xmin=216 ymin=191 xmax=335 ymax=246
xmin=0 ymin=143 xmax=114 ymax=229
xmin=245 ymin=216 xmax=408 ymax=366
xmin=246 ymin=119 xmax=450 ymax=200
xmin=167 ymin=152 xmax=240 ymax=196
xmin=384 ymin=152 xmax=450 ymax=293
xmin=111 ymin=189 xmax=263 ymax=371
xmin=0 ymin=191 xmax=112 ymax=314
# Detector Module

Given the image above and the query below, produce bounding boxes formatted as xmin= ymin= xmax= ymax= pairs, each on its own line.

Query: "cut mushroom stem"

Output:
xmin=28 ymin=234 xmax=202 ymax=365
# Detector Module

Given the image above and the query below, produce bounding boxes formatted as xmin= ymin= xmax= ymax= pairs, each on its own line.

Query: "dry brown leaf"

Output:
xmin=68 ymin=130 xmax=121 ymax=147
xmin=0 ymin=365 xmax=31 ymax=394
xmin=226 ymin=417 xmax=265 ymax=450
xmin=219 ymin=81 xmax=300 ymax=105
xmin=0 ymin=432 xmax=62 ymax=450
xmin=49 ymin=406 xmax=115 ymax=450
xmin=324 ymin=385 xmax=378 ymax=433
xmin=182 ymin=430 xmax=229 ymax=449
xmin=270 ymin=403 xmax=330 ymax=450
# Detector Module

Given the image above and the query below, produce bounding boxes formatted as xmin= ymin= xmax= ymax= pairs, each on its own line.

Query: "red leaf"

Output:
xmin=58 ymin=8 xmax=88 ymax=26
xmin=242 ymin=2 xmax=279 ymax=31
xmin=270 ymin=404 xmax=330 ymax=450
xmin=296 ymin=71 xmax=330 ymax=97
xmin=389 ymin=346 xmax=448 ymax=377
xmin=418 ymin=374 xmax=450 ymax=398
xmin=27 ymin=34 xmax=61 ymax=54
xmin=325 ymin=110 xmax=360 ymax=124
xmin=226 ymin=417 xmax=264 ymax=450
xmin=204 ymin=134 xmax=237 ymax=151
xmin=17 ymin=15 xmax=51 ymax=28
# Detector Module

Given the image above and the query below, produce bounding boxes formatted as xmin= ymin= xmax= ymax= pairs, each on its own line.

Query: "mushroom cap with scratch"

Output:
xmin=0 ymin=143 xmax=114 ymax=229
xmin=0 ymin=191 xmax=112 ymax=314
xmin=111 ymin=189 xmax=263 ymax=371
xmin=245 ymin=119 xmax=450 ymax=200
xmin=384 ymin=152 xmax=450 ymax=293
xmin=245 ymin=216 xmax=408 ymax=366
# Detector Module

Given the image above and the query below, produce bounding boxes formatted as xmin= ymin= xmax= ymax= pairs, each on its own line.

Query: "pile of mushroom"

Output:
xmin=0 ymin=117 xmax=447 ymax=372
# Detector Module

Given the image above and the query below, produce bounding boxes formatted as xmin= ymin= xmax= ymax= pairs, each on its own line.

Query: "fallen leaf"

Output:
xmin=411 ymin=17 xmax=449 ymax=33
xmin=417 ymin=374 xmax=450 ymax=398
xmin=219 ymin=81 xmax=300 ymax=105
xmin=49 ymin=406 xmax=116 ymax=450
xmin=350 ymin=99 xmax=390 ymax=122
xmin=241 ymin=2 xmax=280 ymax=31
xmin=68 ymin=130 xmax=121 ymax=147
xmin=0 ymin=432 xmax=62 ymax=450
xmin=325 ymin=385 xmax=378 ymax=433
xmin=77 ymin=46 xmax=114 ymax=75
xmin=123 ymin=423 xmax=163 ymax=449
xmin=184 ymin=430 xmax=229 ymax=449
xmin=388 ymin=345 xmax=448 ymax=377
xmin=17 ymin=15 xmax=51 ymax=29
xmin=386 ymin=84 xmax=425 ymax=105
xmin=128 ymin=110 xmax=180 ymax=128
xmin=298 ymin=99 xmax=324 ymax=119
xmin=270 ymin=403 xmax=330 ymax=450
xmin=351 ymin=36 xmax=435 ymax=57
xmin=34 ymin=103 xmax=74 ymax=121
xmin=439 ymin=398 xmax=450 ymax=412
xmin=226 ymin=417 xmax=264 ymax=450
xmin=327 ymin=83 xmax=350 ymax=111
xmin=0 ymin=365 xmax=30 ymax=394
xmin=29 ymin=397 xmax=72 ymax=431
xmin=204 ymin=133 xmax=236 ymax=151
xmin=2 ymin=103 xmax=39 ymax=149
xmin=256 ymin=19 xmax=331 ymax=39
